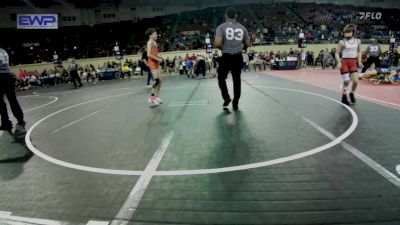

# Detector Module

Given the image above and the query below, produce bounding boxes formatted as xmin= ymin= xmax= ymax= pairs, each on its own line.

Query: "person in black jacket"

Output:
xmin=142 ymin=50 xmax=153 ymax=87
xmin=69 ymin=59 xmax=82 ymax=88
xmin=196 ymin=56 xmax=206 ymax=77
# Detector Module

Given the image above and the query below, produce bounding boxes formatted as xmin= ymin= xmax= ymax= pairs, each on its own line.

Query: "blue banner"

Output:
xmin=17 ymin=14 xmax=58 ymax=29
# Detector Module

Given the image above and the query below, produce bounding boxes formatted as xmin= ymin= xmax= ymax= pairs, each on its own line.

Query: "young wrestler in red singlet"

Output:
xmin=335 ymin=24 xmax=362 ymax=105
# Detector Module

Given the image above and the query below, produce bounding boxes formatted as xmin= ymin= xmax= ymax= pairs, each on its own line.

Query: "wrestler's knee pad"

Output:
xmin=152 ymin=78 xmax=160 ymax=88
xmin=341 ymin=80 xmax=350 ymax=92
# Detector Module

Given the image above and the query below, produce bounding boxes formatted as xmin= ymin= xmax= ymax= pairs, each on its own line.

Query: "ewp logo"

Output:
xmin=358 ymin=12 xmax=382 ymax=20
xmin=17 ymin=14 xmax=58 ymax=29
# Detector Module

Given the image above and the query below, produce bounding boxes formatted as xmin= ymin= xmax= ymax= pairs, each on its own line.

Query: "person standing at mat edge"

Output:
xmin=141 ymin=49 xmax=153 ymax=88
xmin=69 ymin=58 xmax=83 ymax=88
xmin=0 ymin=47 xmax=26 ymax=131
xmin=335 ymin=24 xmax=362 ymax=105
xmin=146 ymin=28 xmax=164 ymax=106
xmin=215 ymin=7 xmax=250 ymax=110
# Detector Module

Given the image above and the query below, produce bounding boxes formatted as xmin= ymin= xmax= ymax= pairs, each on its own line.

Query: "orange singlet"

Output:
xmin=148 ymin=47 xmax=160 ymax=71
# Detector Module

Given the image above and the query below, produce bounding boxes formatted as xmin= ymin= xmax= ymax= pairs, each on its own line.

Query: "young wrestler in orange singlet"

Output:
xmin=146 ymin=28 xmax=164 ymax=106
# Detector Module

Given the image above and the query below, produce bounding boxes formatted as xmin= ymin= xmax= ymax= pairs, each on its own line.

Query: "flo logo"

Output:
xmin=358 ymin=12 xmax=382 ymax=20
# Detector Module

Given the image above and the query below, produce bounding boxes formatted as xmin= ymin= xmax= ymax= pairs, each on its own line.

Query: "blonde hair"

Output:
xmin=343 ymin=24 xmax=357 ymax=36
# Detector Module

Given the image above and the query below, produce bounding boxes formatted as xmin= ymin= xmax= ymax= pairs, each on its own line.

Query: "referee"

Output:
xmin=361 ymin=38 xmax=381 ymax=73
xmin=215 ymin=7 xmax=250 ymax=110
xmin=69 ymin=58 xmax=82 ymax=88
xmin=0 ymin=47 xmax=25 ymax=131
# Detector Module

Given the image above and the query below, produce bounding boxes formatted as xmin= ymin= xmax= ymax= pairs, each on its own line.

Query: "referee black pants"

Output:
xmin=362 ymin=56 xmax=380 ymax=73
xmin=196 ymin=60 xmax=206 ymax=77
xmin=70 ymin=70 xmax=82 ymax=88
xmin=0 ymin=74 xmax=24 ymax=126
xmin=218 ymin=53 xmax=243 ymax=105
